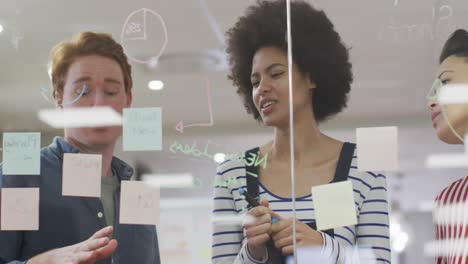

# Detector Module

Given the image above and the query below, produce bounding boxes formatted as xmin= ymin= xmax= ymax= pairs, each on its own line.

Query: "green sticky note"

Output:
xmin=123 ymin=108 xmax=162 ymax=151
xmin=3 ymin=132 xmax=41 ymax=175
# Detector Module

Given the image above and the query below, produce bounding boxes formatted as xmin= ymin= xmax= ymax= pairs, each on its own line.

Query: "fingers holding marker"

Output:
xmin=248 ymin=205 xmax=273 ymax=218
xmin=259 ymin=199 xmax=269 ymax=208
xmin=247 ymin=233 xmax=271 ymax=248
xmin=246 ymin=221 xmax=272 ymax=237
xmin=271 ymin=223 xmax=293 ymax=241
xmin=241 ymin=193 xmax=279 ymax=227
xmin=271 ymin=217 xmax=292 ymax=234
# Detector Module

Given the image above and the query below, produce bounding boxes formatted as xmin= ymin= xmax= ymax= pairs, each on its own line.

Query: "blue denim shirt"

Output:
xmin=0 ymin=137 xmax=161 ymax=264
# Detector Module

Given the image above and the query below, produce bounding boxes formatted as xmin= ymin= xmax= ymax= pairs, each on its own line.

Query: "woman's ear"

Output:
xmin=307 ymin=74 xmax=317 ymax=90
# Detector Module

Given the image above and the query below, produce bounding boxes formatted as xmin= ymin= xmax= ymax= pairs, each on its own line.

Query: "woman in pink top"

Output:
xmin=427 ymin=29 xmax=468 ymax=264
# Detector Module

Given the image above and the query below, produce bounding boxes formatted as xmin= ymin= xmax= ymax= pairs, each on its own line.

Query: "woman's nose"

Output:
xmin=427 ymin=99 xmax=438 ymax=111
xmin=257 ymin=79 xmax=272 ymax=94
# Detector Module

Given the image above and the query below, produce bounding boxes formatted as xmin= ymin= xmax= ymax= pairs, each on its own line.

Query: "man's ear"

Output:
xmin=54 ymin=90 xmax=63 ymax=108
xmin=126 ymin=89 xmax=133 ymax=108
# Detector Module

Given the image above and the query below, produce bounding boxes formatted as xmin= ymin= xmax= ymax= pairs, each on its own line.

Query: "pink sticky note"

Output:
xmin=1 ymin=188 xmax=39 ymax=230
xmin=119 ymin=181 xmax=160 ymax=225
xmin=62 ymin=153 xmax=102 ymax=197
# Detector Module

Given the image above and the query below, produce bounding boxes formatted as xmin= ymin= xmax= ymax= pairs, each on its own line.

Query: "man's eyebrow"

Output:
xmin=104 ymin=78 xmax=122 ymax=85
xmin=72 ymin=77 xmax=91 ymax=84
xmin=72 ymin=77 xmax=122 ymax=85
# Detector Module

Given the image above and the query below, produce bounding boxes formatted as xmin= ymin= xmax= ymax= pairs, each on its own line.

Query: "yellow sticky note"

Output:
xmin=312 ymin=181 xmax=357 ymax=231
xmin=356 ymin=126 xmax=399 ymax=172
xmin=119 ymin=181 xmax=160 ymax=225
xmin=1 ymin=188 xmax=39 ymax=231
xmin=62 ymin=154 xmax=102 ymax=197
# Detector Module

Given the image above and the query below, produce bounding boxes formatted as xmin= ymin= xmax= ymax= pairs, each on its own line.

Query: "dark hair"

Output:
xmin=226 ymin=0 xmax=353 ymax=123
xmin=440 ymin=29 xmax=468 ymax=64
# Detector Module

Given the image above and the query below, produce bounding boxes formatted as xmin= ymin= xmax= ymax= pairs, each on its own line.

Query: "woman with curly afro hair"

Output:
xmin=211 ymin=1 xmax=391 ymax=263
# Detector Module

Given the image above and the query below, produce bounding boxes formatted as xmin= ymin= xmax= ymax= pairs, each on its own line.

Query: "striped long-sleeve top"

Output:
xmin=434 ymin=175 xmax=468 ymax=264
xmin=211 ymin=149 xmax=391 ymax=263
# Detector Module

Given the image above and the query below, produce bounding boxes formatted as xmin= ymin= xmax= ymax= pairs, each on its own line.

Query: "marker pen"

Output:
xmin=238 ymin=188 xmax=279 ymax=223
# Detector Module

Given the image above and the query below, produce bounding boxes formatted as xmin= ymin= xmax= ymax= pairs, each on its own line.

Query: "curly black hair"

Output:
xmin=440 ymin=29 xmax=468 ymax=64
xmin=226 ymin=0 xmax=353 ymax=123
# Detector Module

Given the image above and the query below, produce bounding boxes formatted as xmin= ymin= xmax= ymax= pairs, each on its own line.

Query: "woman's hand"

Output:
xmin=271 ymin=218 xmax=323 ymax=255
xmin=244 ymin=200 xmax=275 ymax=260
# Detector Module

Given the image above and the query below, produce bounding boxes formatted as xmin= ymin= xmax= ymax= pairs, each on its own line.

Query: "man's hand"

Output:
xmin=27 ymin=226 xmax=117 ymax=264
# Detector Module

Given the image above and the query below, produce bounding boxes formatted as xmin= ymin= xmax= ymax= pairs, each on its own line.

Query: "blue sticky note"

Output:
xmin=3 ymin=133 xmax=41 ymax=175
xmin=123 ymin=108 xmax=162 ymax=151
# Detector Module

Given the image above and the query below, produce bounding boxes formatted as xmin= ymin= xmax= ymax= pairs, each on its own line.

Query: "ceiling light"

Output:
xmin=148 ymin=80 xmax=164 ymax=91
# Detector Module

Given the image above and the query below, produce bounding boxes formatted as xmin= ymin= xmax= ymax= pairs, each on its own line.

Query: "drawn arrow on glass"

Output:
xmin=175 ymin=79 xmax=214 ymax=133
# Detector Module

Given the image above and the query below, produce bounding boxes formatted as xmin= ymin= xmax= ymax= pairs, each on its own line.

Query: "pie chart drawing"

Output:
xmin=120 ymin=8 xmax=168 ymax=64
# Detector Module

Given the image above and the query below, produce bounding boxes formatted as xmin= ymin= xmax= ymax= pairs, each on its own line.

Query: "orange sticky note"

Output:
xmin=1 ymin=188 xmax=39 ymax=230
xmin=62 ymin=153 xmax=102 ymax=197
xmin=119 ymin=181 xmax=160 ymax=225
